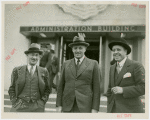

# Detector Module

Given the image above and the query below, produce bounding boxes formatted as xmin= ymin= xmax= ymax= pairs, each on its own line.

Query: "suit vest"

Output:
xmin=18 ymin=68 xmax=41 ymax=102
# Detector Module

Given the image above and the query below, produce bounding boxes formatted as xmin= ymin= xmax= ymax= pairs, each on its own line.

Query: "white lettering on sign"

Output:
xmin=29 ymin=26 xmax=137 ymax=32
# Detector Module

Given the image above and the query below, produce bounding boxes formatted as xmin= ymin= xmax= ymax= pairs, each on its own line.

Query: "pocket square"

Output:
xmin=123 ymin=72 xmax=131 ymax=78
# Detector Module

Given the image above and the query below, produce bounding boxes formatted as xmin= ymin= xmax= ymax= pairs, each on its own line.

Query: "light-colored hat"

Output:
xmin=68 ymin=33 xmax=89 ymax=48
xmin=24 ymin=43 xmax=43 ymax=55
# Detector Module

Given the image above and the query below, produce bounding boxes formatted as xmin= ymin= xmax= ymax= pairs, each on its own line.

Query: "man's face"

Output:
xmin=72 ymin=45 xmax=86 ymax=59
xmin=27 ymin=52 xmax=40 ymax=66
xmin=112 ymin=45 xmax=127 ymax=62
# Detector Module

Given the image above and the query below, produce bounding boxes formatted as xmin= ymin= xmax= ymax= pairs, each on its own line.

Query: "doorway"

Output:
xmin=66 ymin=41 xmax=99 ymax=62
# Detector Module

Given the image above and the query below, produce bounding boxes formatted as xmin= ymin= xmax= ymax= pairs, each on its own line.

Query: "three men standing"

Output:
xmin=8 ymin=35 xmax=145 ymax=113
xmin=107 ymin=38 xmax=145 ymax=113
xmin=56 ymin=33 xmax=101 ymax=113
xmin=8 ymin=43 xmax=51 ymax=112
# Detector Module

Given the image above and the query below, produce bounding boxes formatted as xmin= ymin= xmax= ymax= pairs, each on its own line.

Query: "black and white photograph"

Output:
xmin=2 ymin=1 xmax=148 ymax=119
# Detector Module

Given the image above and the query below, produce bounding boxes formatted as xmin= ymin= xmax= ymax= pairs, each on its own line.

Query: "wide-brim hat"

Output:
xmin=68 ymin=34 xmax=89 ymax=48
xmin=24 ymin=43 xmax=43 ymax=55
xmin=108 ymin=38 xmax=131 ymax=55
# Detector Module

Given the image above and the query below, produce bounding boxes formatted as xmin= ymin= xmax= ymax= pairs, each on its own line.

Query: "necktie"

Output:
xmin=76 ymin=59 xmax=80 ymax=70
xmin=116 ymin=63 xmax=121 ymax=74
xmin=30 ymin=66 xmax=34 ymax=77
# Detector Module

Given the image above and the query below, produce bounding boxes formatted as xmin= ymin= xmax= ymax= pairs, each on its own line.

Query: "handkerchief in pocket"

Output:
xmin=123 ymin=72 xmax=131 ymax=78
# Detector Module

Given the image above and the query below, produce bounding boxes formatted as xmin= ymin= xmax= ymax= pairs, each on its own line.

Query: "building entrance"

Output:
xmin=66 ymin=41 xmax=99 ymax=62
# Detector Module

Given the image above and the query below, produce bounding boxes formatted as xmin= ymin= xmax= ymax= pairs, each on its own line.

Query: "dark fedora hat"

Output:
xmin=68 ymin=33 xmax=89 ymax=48
xmin=24 ymin=43 xmax=43 ymax=55
xmin=108 ymin=38 xmax=131 ymax=55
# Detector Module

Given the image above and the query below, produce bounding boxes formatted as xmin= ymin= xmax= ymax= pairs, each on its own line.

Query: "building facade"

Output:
xmin=4 ymin=3 xmax=146 ymax=93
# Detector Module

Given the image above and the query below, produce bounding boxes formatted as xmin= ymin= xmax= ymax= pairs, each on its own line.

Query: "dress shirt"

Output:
xmin=75 ymin=55 xmax=85 ymax=65
xmin=27 ymin=64 xmax=36 ymax=74
xmin=117 ymin=57 xmax=127 ymax=71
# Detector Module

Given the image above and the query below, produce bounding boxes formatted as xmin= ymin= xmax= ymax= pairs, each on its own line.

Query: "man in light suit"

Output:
xmin=107 ymin=38 xmax=145 ymax=113
xmin=8 ymin=43 xmax=51 ymax=112
xmin=40 ymin=44 xmax=58 ymax=90
xmin=56 ymin=33 xmax=101 ymax=113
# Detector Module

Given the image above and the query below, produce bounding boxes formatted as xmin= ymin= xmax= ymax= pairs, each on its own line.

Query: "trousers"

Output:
xmin=63 ymin=99 xmax=80 ymax=113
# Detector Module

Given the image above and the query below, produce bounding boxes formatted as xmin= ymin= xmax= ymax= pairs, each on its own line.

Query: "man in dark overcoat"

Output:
xmin=56 ymin=33 xmax=101 ymax=113
xmin=107 ymin=38 xmax=145 ymax=113
xmin=40 ymin=44 xmax=58 ymax=90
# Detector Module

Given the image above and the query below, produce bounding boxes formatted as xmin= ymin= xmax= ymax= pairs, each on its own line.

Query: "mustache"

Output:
xmin=75 ymin=52 xmax=81 ymax=54
xmin=113 ymin=53 xmax=120 ymax=56
xmin=31 ymin=58 xmax=37 ymax=60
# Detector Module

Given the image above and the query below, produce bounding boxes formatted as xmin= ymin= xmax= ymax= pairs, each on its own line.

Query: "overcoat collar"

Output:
xmin=112 ymin=58 xmax=131 ymax=86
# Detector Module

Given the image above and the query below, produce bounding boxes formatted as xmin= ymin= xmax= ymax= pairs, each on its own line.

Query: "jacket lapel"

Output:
xmin=111 ymin=63 xmax=116 ymax=87
xmin=69 ymin=59 xmax=76 ymax=77
xmin=77 ymin=57 xmax=90 ymax=78
xmin=37 ymin=66 xmax=45 ymax=95
xmin=115 ymin=58 xmax=131 ymax=86
xmin=17 ymin=65 xmax=27 ymax=96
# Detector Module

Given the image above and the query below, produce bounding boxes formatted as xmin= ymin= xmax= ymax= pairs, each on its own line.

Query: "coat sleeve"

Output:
xmin=92 ymin=61 xmax=101 ymax=111
xmin=41 ymin=69 xmax=51 ymax=103
xmin=122 ymin=62 xmax=145 ymax=98
xmin=107 ymin=68 xmax=112 ymax=97
xmin=56 ymin=62 xmax=66 ymax=107
xmin=8 ymin=67 xmax=18 ymax=104
xmin=45 ymin=52 xmax=52 ymax=69
xmin=51 ymin=56 xmax=59 ymax=74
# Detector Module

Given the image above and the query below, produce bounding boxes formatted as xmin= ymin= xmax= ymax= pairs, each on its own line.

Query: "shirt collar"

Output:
xmin=75 ymin=55 xmax=85 ymax=64
xmin=27 ymin=64 xmax=36 ymax=73
xmin=118 ymin=57 xmax=127 ymax=67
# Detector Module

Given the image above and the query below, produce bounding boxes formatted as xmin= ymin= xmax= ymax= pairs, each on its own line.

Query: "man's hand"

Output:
xmin=57 ymin=106 xmax=62 ymax=113
xmin=91 ymin=109 xmax=98 ymax=113
xmin=111 ymin=86 xmax=123 ymax=94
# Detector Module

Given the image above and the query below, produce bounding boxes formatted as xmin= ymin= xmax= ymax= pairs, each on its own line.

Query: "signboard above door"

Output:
xmin=20 ymin=25 xmax=145 ymax=33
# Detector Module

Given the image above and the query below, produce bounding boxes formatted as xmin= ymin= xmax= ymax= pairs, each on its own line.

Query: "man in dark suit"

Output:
xmin=8 ymin=43 xmax=51 ymax=112
xmin=56 ymin=33 xmax=101 ymax=113
xmin=40 ymin=44 xmax=58 ymax=90
xmin=107 ymin=38 xmax=145 ymax=113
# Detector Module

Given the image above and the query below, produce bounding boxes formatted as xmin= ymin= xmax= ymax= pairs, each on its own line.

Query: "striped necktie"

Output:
xmin=30 ymin=66 xmax=34 ymax=77
xmin=76 ymin=59 xmax=80 ymax=70
xmin=116 ymin=63 xmax=121 ymax=74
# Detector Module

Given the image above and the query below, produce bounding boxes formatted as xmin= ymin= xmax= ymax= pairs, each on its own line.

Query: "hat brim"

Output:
xmin=68 ymin=42 xmax=89 ymax=48
xmin=24 ymin=50 xmax=43 ymax=55
xmin=108 ymin=41 xmax=131 ymax=55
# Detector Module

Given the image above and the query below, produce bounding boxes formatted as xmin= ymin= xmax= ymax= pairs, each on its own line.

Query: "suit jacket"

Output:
xmin=56 ymin=57 xmax=101 ymax=112
xmin=107 ymin=58 xmax=145 ymax=113
xmin=8 ymin=65 xmax=51 ymax=104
